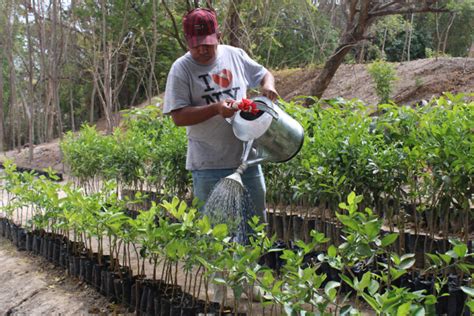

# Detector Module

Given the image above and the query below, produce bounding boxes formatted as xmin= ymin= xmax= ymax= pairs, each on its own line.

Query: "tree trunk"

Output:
xmin=0 ymin=44 xmax=4 ymax=152
xmin=90 ymin=84 xmax=96 ymax=124
xmin=308 ymin=42 xmax=355 ymax=100
xmin=0 ymin=13 xmax=5 ymax=152
xmin=442 ymin=13 xmax=456 ymax=54
xmin=70 ymin=88 xmax=75 ymax=132
xmin=435 ymin=12 xmax=441 ymax=58
xmin=147 ymin=0 xmax=158 ymax=104
xmin=225 ymin=0 xmax=243 ymax=48
xmin=25 ymin=0 xmax=35 ymax=162
xmin=35 ymin=0 xmax=49 ymax=144
xmin=51 ymin=0 xmax=64 ymax=141
xmin=308 ymin=1 xmax=370 ymax=101
xmin=5 ymin=0 xmax=19 ymax=151
xmin=381 ymin=27 xmax=388 ymax=58
xmin=407 ymin=14 xmax=414 ymax=62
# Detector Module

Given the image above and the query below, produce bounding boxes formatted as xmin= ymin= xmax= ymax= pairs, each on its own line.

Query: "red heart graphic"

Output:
xmin=212 ymin=69 xmax=233 ymax=88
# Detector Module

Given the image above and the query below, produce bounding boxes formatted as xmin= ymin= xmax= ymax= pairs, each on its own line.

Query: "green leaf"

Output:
xmin=359 ymin=272 xmax=371 ymax=291
xmin=364 ymin=220 xmax=381 ymax=240
xmin=466 ymin=300 xmax=474 ymax=312
xmin=390 ymin=267 xmax=406 ymax=281
xmin=461 ymin=286 xmax=474 ymax=297
xmin=340 ymin=274 xmax=354 ymax=289
xmin=324 ymin=281 xmax=340 ymax=299
xmin=262 ymin=270 xmax=275 ymax=288
xmin=336 ymin=214 xmax=359 ymax=231
xmin=368 ymin=279 xmax=380 ymax=296
xmin=398 ymin=257 xmax=416 ymax=270
xmin=178 ymin=200 xmax=187 ymax=216
xmin=439 ymin=253 xmax=452 ymax=265
xmin=213 ymin=278 xmax=226 ymax=285
xmin=212 ymin=224 xmax=228 ymax=239
xmin=339 ymin=202 xmax=349 ymax=210
xmin=412 ymin=306 xmax=425 ymax=316
xmin=328 ymin=245 xmax=337 ymax=257
xmin=424 ymin=294 xmax=437 ymax=305
xmin=340 ymin=305 xmax=355 ymax=315
xmin=453 ymin=244 xmax=468 ymax=258
xmin=362 ymin=293 xmax=381 ymax=313
xmin=397 ymin=302 xmax=411 ymax=316
xmin=381 ymin=233 xmax=399 ymax=247
xmin=426 ymin=253 xmax=442 ymax=266
xmin=458 ymin=263 xmax=474 ymax=274
xmin=348 ymin=192 xmax=356 ymax=205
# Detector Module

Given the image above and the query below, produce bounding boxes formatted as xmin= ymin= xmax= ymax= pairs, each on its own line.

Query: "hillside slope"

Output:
xmin=275 ymin=57 xmax=474 ymax=104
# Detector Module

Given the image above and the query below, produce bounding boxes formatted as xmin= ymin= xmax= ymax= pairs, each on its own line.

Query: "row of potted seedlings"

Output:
xmin=0 ymin=216 xmax=226 ymax=316
xmin=0 ymin=163 xmax=240 ymax=315
xmin=266 ymin=212 xmax=474 ymax=266
xmin=59 ymin=97 xmax=473 ymax=273
xmin=0 ymin=208 xmax=246 ymax=316
xmin=1 ymin=163 xmax=474 ymax=315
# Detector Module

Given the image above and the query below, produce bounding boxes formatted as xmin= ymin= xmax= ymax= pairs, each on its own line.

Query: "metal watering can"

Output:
xmin=226 ymin=96 xmax=304 ymax=185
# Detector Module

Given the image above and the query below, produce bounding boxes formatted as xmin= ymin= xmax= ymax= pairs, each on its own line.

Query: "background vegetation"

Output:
xmin=0 ymin=0 xmax=473 ymax=155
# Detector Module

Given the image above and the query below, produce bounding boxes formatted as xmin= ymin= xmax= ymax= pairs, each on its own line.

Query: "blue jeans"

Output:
xmin=191 ymin=165 xmax=266 ymax=221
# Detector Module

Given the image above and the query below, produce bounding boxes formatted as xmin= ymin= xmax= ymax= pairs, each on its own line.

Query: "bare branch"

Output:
xmin=161 ymin=0 xmax=187 ymax=52
xmin=370 ymin=3 xmax=449 ymax=18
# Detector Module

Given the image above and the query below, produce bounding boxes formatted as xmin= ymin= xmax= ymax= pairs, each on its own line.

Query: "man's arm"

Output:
xmin=260 ymin=71 xmax=279 ymax=101
xmin=170 ymin=99 xmax=236 ymax=126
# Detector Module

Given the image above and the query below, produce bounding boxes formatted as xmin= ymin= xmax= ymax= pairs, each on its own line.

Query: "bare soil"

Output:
xmin=0 ymin=237 xmax=128 ymax=315
xmin=0 ymin=57 xmax=473 ymax=313
xmin=275 ymin=57 xmax=474 ymax=105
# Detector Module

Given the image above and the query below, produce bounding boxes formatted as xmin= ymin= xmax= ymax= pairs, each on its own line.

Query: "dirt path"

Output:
xmin=0 ymin=237 xmax=125 ymax=315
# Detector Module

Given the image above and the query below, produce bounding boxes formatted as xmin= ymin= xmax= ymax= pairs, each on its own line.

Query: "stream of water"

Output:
xmin=204 ymin=177 xmax=256 ymax=244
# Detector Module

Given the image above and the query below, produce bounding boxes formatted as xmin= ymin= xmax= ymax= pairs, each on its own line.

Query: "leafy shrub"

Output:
xmin=367 ymin=60 xmax=398 ymax=104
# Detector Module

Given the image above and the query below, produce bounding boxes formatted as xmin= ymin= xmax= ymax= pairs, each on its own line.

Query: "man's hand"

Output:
xmin=216 ymin=99 xmax=237 ymax=118
xmin=261 ymin=84 xmax=279 ymax=101
xmin=260 ymin=72 xmax=279 ymax=101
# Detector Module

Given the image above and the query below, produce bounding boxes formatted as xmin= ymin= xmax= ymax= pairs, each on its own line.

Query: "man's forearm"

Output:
xmin=170 ymin=104 xmax=219 ymax=126
xmin=261 ymin=71 xmax=275 ymax=89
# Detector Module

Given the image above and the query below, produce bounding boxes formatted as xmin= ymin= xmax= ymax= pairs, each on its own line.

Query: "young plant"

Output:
xmin=367 ymin=59 xmax=398 ymax=104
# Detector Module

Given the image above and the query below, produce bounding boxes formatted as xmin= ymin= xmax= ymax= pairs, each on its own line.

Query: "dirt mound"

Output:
xmin=276 ymin=57 xmax=474 ymax=105
xmin=1 ymin=58 xmax=473 ymax=172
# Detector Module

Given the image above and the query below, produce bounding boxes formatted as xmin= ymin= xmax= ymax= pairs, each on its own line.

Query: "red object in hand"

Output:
xmin=229 ymin=98 xmax=260 ymax=115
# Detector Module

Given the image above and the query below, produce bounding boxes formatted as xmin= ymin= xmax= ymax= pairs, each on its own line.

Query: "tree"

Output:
xmin=0 ymin=38 xmax=4 ymax=152
xmin=307 ymin=0 xmax=450 ymax=103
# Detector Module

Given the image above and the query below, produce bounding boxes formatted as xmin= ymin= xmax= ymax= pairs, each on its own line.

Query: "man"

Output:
xmin=163 ymin=7 xmax=278 ymax=224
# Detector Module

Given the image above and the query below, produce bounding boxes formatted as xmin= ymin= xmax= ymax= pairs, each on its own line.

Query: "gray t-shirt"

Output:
xmin=163 ymin=45 xmax=267 ymax=170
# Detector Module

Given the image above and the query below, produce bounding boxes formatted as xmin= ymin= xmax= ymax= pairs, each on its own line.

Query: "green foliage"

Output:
xmin=61 ymin=105 xmax=190 ymax=198
xmin=217 ymin=0 xmax=339 ymax=68
xmin=2 ymin=163 xmax=474 ymax=314
xmin=367 ymin=60 xmax=398 ymax=104
xmin=264 ymin=94 xmax=473 ymax=240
